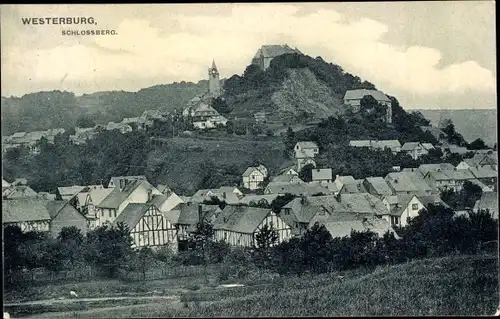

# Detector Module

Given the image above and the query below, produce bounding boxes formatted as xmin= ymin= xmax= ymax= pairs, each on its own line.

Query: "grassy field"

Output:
xmin=7 ymin=254 xmax=498 ymax=318
xmin=147 ymin=135 xmax=293 ymax=194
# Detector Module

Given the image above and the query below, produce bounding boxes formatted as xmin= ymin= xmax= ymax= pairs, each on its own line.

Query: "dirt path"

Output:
xmin=4 ymin=295 xmax=179 ymax=307
xmin=16 ymin=299 xmax=183 ymax=319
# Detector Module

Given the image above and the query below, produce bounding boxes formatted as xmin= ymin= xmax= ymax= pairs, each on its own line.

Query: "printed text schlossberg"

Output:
xmin=21 ymin=17 xmax=96 ymax=25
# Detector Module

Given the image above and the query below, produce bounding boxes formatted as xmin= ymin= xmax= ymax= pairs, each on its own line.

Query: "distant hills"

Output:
xmin=415 ymin=109 xmax=497 ymax=146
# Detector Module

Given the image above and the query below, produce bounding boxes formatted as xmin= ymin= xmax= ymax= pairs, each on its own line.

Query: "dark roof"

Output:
xmin=3 ymin=185 xmax=38 ymax=199
xmin=174 ymin=203 xmax=222 ymax=225
xmin=364 ymin=177 xmax=393 ymax=196
xmin=213 ymin=205 xmax=273 ymax=234
xmin=343 ymin=89 xmax=390 ymax=102
xmin=112 ymin=203 xmax=151 ymax=229
xmin=3 ymin=198 xmax=55 ymax=223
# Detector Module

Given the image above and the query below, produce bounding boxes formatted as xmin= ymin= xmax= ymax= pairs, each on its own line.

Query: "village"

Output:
xmin=2 ymin=42 xmax=498 ymax=317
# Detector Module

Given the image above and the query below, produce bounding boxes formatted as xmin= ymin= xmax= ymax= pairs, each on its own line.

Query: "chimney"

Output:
xmin=222 ymin=192 xmax=227 ymax=199
xmin=147 ymin=189 xmax=153 ymax=202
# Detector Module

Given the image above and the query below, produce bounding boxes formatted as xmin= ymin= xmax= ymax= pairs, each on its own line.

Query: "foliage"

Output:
xmin=468 ymin=138 xmax=489 ymax=150
xmin=270 ymin=193 xmax=296 ymax=214
xmin=298 ymin=163 xmax=314 ymax=182
xmin=211 ymin=97 xmax=232 ymax=114
xmin=439 ymin=118 xmax=468 ymax=147
xmin=440 ymin=181 xmax=483 ymax=210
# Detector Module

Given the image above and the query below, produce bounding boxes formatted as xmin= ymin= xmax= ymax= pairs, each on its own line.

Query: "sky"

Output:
xmin=0 ymin=2 xmax=496 ymax=109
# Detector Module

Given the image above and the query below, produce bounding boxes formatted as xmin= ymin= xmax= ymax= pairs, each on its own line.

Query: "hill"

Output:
xmin=415 ymin=109 xmax=497 ymax=146
xmin=1 ymin=81 xmax=208 ymax=136
xmin=223 ymin=53 xmax=377 ymax=124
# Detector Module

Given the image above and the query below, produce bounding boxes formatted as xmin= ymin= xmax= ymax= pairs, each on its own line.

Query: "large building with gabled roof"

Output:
xmin=251 ymin=44 xmax=302 ymax=70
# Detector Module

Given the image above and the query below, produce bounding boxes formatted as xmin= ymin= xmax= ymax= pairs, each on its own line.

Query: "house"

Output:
xmin=264 ymin=183 xmax=329 ymax=196
xmin=106 ymin=122 xmax=133 ymax=134
xmin=456 ymin=153 xmax=498 ymax=170
xmin=343 ymin=89 xmax=392 ymax=123
xmin=467 ymin=179 xmax=494 ymax=193
xmin=2 ymin=185 xmax=38 ymax=199
xmin=444 ymin=145 xmax=469 ymax=156
xmin=423 ymin=169 xmax=476 ymax=192
xmin=270 ymin=174 xmax=304 ymax=185
xmin=95 ymin=179 xmax=162 ymax=226
xmin=242 ymin=165 xmax=268 ymax=190
xmin=112 ymin=203 xmax=178 ymax=251
xmin=2 ymin=198 xmax=88 ymax=236
xmin=172 ymin=204 xmax=222 ymax=247
xmin=2 ymin=198 xmax=52 ymax=232
xmin=3 ymin=179 xmax=11 ymax=191
xmin=47 ymin=200 xmax=88 ymax=237
xmin=237 ymin=194 xmax=279 ymax=207
xmin=86 ymin=187 xmax=114 ymax=229
xmin=370 ymin=140 xmax=401 ymax=154
xmin=349 ymin=140 xmax=401 ymax=154
xmin=334 ymin=175 xmax=356 ymax=191
xmin=108 ymin=175 xmax=147 ymax=188
xmin=56 ymin=185 xmax=88 ymax=201
xmin=417 ymin=194 xmax=451 ymax=210
xmin=294 ymin=141 xmax=319 ymax=159
xmin=385 ymin=172 xmax=435 ymax=196
xmin=156 ymin=184 xmax=173 ymax=196
xmin=311 ymin=168 xmax=333 ymax=184
xmin=251 ymin=44 xmax=302 ymax=70
xmin=335 ymin=193 xmax=389 ymax=216
xmin=363 ymin=177 xmax=394 ymax=198
xmin=338 ymin=179 xmax=367 ymax=194
xmin=278 ymin=166 xmax=299 ymax=176
xmin=401 ymin=142 xmax=430 ymax=160
xmin=381 ymin=194 xmax=425 ymax=227
xmin=192 ymin=103 xmax=228 ymax=129
xmin=297 ymin=157 xmax=317 ymax=172
xmin=189 ymin=188 xmax=241 ymax=205
xmin=421 ymin=143 xmax=435 ymax=151
xmin=213 ymin=205 xmax=292 ymax=247
xmin=468 ymin=166 xmax=497 ymax=188
xmin=149 ymin=192 xmax=185 ymax=214
xmin=472 ymin=192 xmax=498 ymax=219
xmin=280 ymin=196 xmax=339 ymax=236
xmin=322 ymin=214 xmax=396 ymax=239
xmin=416 ymin=163 xmax=456 ymax=177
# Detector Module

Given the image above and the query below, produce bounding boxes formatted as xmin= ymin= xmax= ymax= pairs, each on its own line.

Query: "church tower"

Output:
xmin=208 ymin=59 xmax=221 ymax=99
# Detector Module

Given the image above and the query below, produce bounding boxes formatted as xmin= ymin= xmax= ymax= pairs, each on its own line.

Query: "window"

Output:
xmin=412 ymin=204 xmax=419 ymax=210
xmin=391 ymin=216 xmax=400 ymax=226
xmin=108 ymin=210 xmax=112 ymax=218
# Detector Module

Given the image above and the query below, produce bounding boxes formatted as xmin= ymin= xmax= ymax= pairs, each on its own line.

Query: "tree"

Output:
xmin=270 ymin=193 xmax=296 ymax=214
xmin=211 ymin=97 xmax=232 ymax=114
xmin=76 ymin=115 xmax=96 ymax=128
xmin=85 ymin=223 xmax=135 ymax=278
xmin=225 ymin=121 xmax=234 ymax=135
xmin=468 ymin=138 xmax=488 ymax=150
xmin=255 ymin=223 xmax=279 ymax=249
xmin=3 ymin=225 xmax=25 ymax=283
xmin=188 ymin=219 xmax=215 ymax=283
xmin=283 ymin=127 xmax=296 ymax=150
xmin=254 ymin=222 xmax=279 ymax=269
xmin=133 ymin=247 xmax=156 ymax=281
xmin=299 ymin=163 xmax=314 ymax=182
xmin=57 ymin=226 xmax=85 ymax=269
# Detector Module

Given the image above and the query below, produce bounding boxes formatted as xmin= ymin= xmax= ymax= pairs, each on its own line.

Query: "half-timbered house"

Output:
xmin=112 ymin=203 xmax=178 ymax=251
xmin=171 ymin=203 xmax=222 ymax=250
xmin=213 ymin=205 xmax=292 ymax=247
xmin=2 ymin=198 xmax=51 ymax=232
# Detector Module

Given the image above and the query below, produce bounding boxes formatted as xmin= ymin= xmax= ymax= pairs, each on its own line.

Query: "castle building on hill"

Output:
xmin=343 ymin=89 xmax=393 ymax=124
xmin=251 ymin=44 xmax=302 ymax=71
xmin=208 ymin=60 xmax=221 ymax=99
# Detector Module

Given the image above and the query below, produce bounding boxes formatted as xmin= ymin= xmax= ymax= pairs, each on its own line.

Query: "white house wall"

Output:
xmin=131 ymin=206 xmax=178 ymax=251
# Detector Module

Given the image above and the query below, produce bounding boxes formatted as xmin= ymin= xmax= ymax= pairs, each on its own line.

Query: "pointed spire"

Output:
xmin=211 ymin=59 xmax=217 ymax=71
